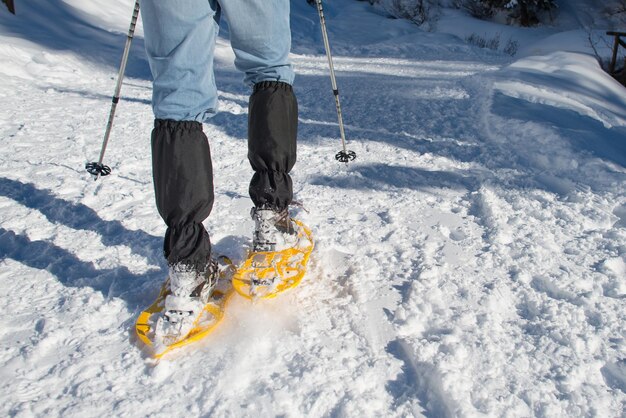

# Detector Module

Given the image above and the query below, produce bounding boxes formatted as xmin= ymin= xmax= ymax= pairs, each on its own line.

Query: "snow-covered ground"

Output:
xmin=1 ymin=1 xmax=625 ymax=416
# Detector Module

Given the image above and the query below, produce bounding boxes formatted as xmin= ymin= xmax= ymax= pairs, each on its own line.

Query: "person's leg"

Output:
xmin=140 ymin=0 xmax=220 ymax=272
xmin=151 ymin=120 xmax=213 ymax=272
xmin=219 ymin=0 xmax=297 ymax=211
xmin=140 ymin=0 xmax=220 ymax=122
xmin=247 ymin=81 xmax=297 ymax=211
xmin=218 ymin=0 xmax=294 ymax=87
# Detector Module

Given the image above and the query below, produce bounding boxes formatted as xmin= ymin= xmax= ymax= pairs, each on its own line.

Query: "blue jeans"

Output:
xmin=139 ymin=0 xmax=295 ymax=122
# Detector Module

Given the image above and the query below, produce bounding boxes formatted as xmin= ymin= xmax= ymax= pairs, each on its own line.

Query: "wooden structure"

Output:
xmin=607 ymin=31 xmax=626 ymax=85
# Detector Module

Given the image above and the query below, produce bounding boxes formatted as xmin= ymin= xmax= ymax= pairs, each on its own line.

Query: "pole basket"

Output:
xmin=86 ymin=162 xmax=112 ymax=177
xmin=335 ymin=150 xmax=357 ymax=163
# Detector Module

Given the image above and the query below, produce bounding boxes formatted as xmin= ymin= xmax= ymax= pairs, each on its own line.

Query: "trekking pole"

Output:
xmin=86 ymin=0 xmax=140 ymax=179
xmin=314 ymin=0 xmax=356 ymax=163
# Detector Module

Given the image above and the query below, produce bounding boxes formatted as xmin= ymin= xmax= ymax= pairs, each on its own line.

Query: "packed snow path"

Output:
xmin=1 ymin=1 xmax=625 ymax=417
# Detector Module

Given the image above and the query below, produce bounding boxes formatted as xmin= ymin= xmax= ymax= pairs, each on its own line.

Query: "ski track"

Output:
xmin=1 ymin=1 xmax=625 ymax=417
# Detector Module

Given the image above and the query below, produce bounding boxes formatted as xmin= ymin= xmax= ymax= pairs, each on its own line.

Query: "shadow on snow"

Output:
xmin=0 ymin=177 xmax=163 ymax=307
xmin=0 ymin=0 xmax=149 ymax=79
xmin=492 ymin=92 xmax=626 ymax=169
xmin=0 ymin=178 xmax=250 ymax=308
xmin=0 ymin=227 xmax=160 ymax=308
xmin=310 ymin=163 xmax=481 ymax=193
xmin=386 ymin=338 xmax=456 ymax=418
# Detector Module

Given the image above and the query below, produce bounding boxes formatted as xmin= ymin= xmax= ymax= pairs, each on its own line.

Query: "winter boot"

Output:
xmin=155 ymin=260 xmax=219 ymax=346
xmin=251 ymin=207 xmax=297 ymax=253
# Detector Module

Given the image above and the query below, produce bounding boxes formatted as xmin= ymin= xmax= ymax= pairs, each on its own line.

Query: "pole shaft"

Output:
xmin=96 ymin=0 xmax=140 ymax=166
xmin=315 ymin=0 xmax=348 ymax=154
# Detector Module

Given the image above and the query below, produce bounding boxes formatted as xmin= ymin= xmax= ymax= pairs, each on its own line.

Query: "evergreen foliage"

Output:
xmin=370 ymin=0 xmax=440 ymax=26
xmin=461 ymin=0 xmax=557 ymax=26
xmin=361 ymin=0 xmax=559 ymax=27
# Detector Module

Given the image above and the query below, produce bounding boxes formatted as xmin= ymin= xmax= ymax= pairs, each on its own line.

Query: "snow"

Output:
xmin=1 ymin=0 xmax=625 ymax=416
